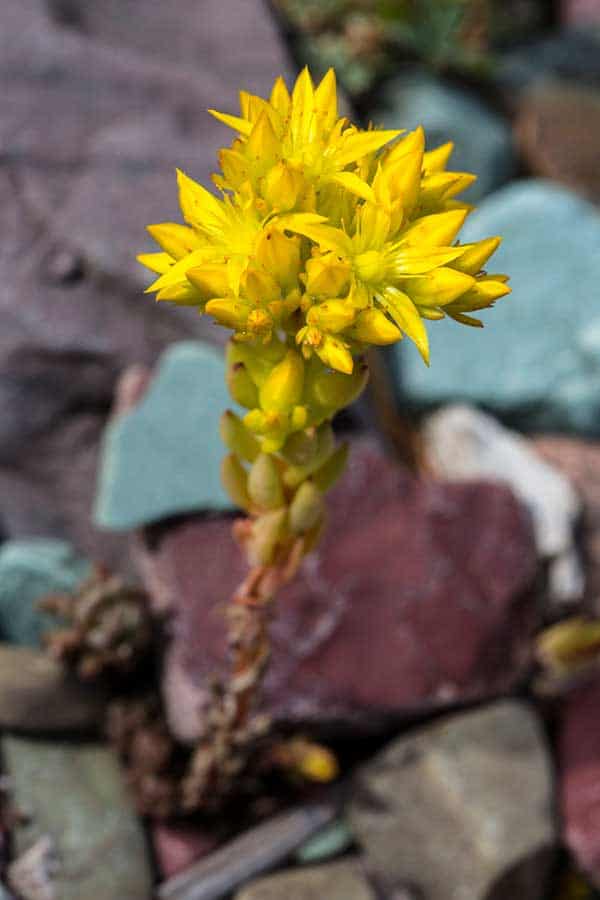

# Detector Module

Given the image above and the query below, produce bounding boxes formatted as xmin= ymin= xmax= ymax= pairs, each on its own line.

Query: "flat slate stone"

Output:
xmin=391 ymin=180 xmax=600 ymax=435
xmin=235 ymin=861 xmax=375 ymax=900
xmin=0 ymin=539 xmax=90 ymax=647
xmin=0 ymin=645 xmax=105 ymax=733
xmin=349 ymin=700 xmax=557 ymax=900
xmin=3 ymin=736 xmax=152 ymax=900
xmin=95 ymin=342 xmax=232 ymax=530
xmin=372 ymin=71 xmax=515 ymax=201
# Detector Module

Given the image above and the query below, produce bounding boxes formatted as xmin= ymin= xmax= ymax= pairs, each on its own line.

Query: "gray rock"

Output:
xmin=0 ymin=539 xmax=90 ymax=646
xmin=391 ymin=180 xmax=600 ymax=435
xmin=95 ymin=342 xmax=232 ymax=530
xmin=423 ymin=404 xmax=584 ymax=606
xmin=3 ymin=736 xmax=152 ymax=900
xmin=497 ymin=28 xmax=600 ymax=97
xmin=349 ymin=700 xmax=557 ymax=900
xmin=158 ymin=804 xmax=336 ymax=900
xmin=0 ymin=644 xmax=105 ymax=733
xmin=372 ymin=71 xmax=515 ymax=201
xmin=235 ymin=861 xmax=375 ymax=900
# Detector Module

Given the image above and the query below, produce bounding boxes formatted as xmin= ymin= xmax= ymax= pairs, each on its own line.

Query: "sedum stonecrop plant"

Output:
xmin=140 ymin=67 xmax=509 ymax=570
xmin=138 ymin=68 xmax=509 ymax=800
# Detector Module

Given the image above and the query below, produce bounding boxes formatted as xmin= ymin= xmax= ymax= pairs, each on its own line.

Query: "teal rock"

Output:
xmin=295 ymin=819 xmax=354 ymax=864
xmin=372 ymin=71 xmax=515 ymax=201
xmin=95 ymin=341 xmax=233 ymax=531
xmin=0 ymin=540 xmax=90 ymax=647
xmin=391 ymin=180 xmax=600 ymax=435
xmin=3 ymin=736 xmax=152 ymax=900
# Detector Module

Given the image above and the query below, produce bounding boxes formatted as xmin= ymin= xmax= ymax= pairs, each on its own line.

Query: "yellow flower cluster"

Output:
xmin=139 ymin=67 xmax=509 ymax=456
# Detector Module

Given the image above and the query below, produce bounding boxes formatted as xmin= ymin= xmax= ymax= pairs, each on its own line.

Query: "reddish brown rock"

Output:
xmin=533 ymin=436 xmax=600 ymax=609
xmin=516 ymin=83 xmax=600 ymax=204
xmin=152 ymin=822 xmax=218 ymax=879
xmin=559 ymin=676 xmax=600 ymax=886
xmin=138 ymin=440 xmax=540 ymax=742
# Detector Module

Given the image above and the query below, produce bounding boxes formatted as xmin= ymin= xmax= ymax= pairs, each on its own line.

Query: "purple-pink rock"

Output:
xmin=152 ymin=821 xmax=218 ymax=879
xmin=559 ymin=676 xmax=600 ymax=885
xmin=561 ymin=0 xmax=600 ymax=25
xmin=137 ymin=440 xmax=540 ymax=742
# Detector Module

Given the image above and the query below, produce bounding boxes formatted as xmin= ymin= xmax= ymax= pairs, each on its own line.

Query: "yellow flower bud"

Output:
xmin=305 ymin=356 xmax=368 ymax=412
xmin=242 ymin=268 xmax=280 ymax=306
xmin=307 ymin=300 xmax=356 ymax=334
xmin=349 ymin=308 xmax=401 ymax=345
xmin=221 ymin=453 xmax=252 ymax=512
xmin=186 ymin=264 xmax=231 ymax=301
xmin=205 ymin=298 xmax=248 ymax=330
xmin=536 ymin=617 xmax=600 ymax=674
xmin=255 ymin=228 xmax=301 ymax=291
xmin=220 ymin=410 xmax=260 ymax=462
xmin=262 ymin=161 xmax=305 ymax=211
xmin=248 ymin=453 xmax=285 ymax=510
xmin=315 ymin=335 xmax=353 ymax=375
xmin=227 ymin=337 xmax=286 ymax=388
xmin=259 ymin=349 xmax=305 ymax=413
xmin=146 ymin=223 xmax=198 ymax=260
xmin=289 ymin=481 xmax=324 ymax=535
xmin=305 ymin=253 xmax=351 ymax=298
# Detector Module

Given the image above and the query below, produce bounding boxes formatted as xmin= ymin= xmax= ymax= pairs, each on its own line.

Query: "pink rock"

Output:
xmin=559 ymin=676 xmax=600 ymax=885
xmin=152 ymin=821 xmax=218 ymax=879
xmin=138 ymin=440 xmax=540 ymax=742
xmin=562 ymin=0 xmax=600 ymax=25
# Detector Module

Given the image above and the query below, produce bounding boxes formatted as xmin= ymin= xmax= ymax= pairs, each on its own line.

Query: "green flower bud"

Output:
xmin=220 ymin=411 xmax=260 ymax=462
xmin=221 ymin=453 xmax=252 ymax=512
xmin=283 ymin=423 xmax=335 ymax=488
xmin=227 ymin=361 xmax=260 ymax=409
xmin=248 ymin=508 xmax=288 ymax=566
xmin=248 ymin=453 xmax=285 ymax=510
xmin=305 ymin=356 xmax=369 ymax=413
xmin=289 ymin=481 xmax=324 ymax=535
xmin=259 ymin=349 xmax=305 ymax=413
xmin=312 ymin=441 xmax=348 ymax=492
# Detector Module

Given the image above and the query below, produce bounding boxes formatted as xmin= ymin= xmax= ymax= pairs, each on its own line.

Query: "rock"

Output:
xmin=53 ymin=0 xmax=292 ymax=98
xmin=95 ymin=342 xmax=231 ymax=530
xmin=496 ymin=29 xmax=600 ymax=98
xmin=0 ymin=644 xmax=105 ymax=733
xmin=0 ymin=539 xmax=90 ymax=646
xmin=516 ymin=82 xmax=600 ymax=205
xmin=3 ymin=735 xmax=153 ymax=900
xmin=423 ymin=404 xmax=583 ymax=607
xmin=158 ymin=804 xmax=336 ymax=900
xmin=137 ymin=439 xmax=539 ymax=743
xmin=153 ymin=822 xmax=219 ymax=880
xmin=294 ymin=819 xmax=354 ymax=864
xmin=235 ymin=861 xmax=375 ymax=900
xmin=561 ymin=0 xmax=600 ymax=25
xmin=533 ymin=436 xmax=600 ymax=611
xmin=559 ymin=677 xmax=600 ymax=887
xmin=349 ymin=700 xmax=557 ymax=899
xmin=372 ymin=71 xmax=515 ymax=202
xmin=0 ymin=0 xmax=291 ymax=566
xmin=391 ymin=180 xmax=600 ymax=436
